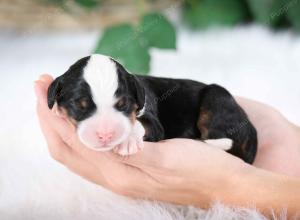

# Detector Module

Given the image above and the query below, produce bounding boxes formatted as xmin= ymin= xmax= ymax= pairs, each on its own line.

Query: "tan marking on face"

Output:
xmin=129 ymin=111 xmax=136 ymax=123
xmin=60 ymin=107 xmax=77 ymax=127
xmin=116 ymin=97 xmax=125 ymax=109
xmin=68 ymin=117 xmax=78 ymax=127
xmin=77 ymin=98 xmax=89 ymax=109
xmin=129 ymin=104 xmax=139 ymax=124
xmin=52 ymin=104 xmax=77 ymax=127
xmin=139 ymin=118 xmax=150 ymax=136
xmin=197 ymin=110 xmax=212 ymax=139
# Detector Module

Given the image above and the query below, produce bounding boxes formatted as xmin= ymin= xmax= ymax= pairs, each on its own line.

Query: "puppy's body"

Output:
xmin=136 ymin=76 xmax=257 ymax=163
xmin=138 ymin=76 xmax=205 ymax=141
xmin=48 ymin=54 xmax=257 ymax=163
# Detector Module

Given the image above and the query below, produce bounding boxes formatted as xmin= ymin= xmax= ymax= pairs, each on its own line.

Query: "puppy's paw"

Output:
xmin=115 ymin=135 xmax=144 ymax=156
xmin=114 ymin=121 xmax=145 ymax=156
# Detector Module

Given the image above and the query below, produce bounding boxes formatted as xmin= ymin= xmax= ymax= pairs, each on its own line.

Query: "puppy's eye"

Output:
xmin=75 ymin=98 xmax=89 ymax=110
xmin=115 ymin=97 xmax=127 ymax=111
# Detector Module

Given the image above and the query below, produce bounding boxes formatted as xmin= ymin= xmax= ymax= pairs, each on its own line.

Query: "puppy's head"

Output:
xmin=48 ymin=54 xmax=145 ymax=151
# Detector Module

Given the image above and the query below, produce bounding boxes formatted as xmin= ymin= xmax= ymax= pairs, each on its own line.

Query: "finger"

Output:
xmin=35 ymin=79 xmax=76 ymax=143
xmin=38 ymin=110 xmax=71 ymax=162
xmin=35 ymin=79 xmax=73 ymax=162
xmin=39 ymin=112 xmax=109 ymax=188
xmin=34 ymin=74 xmax=53 ymax=102
xmin=34 ymin=80 xmax=51 ymax=105
xmin=38 ymin=74 xmax=53 ymax=84
xmin=35 ymin=79 xmax=77 ymax=143
xmin=64 ymin=150 xmax=110 ymax=188
xmin=35 ymin=79 xmax=78 ymax=163
xmin=114 ymin=138 xmax=236 ymax=173
xmin=109 ymin=139 xmax=187 ymax=170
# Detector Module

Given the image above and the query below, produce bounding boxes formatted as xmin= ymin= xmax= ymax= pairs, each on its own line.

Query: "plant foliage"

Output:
xmin=42 ymin=0 xmax=300 ymax=74
xmin=94 ymin=13 xmax=176 ymax=74
xmin=183 ymin=0 xmax=300 ymax=31
xmin=183 ymin=0 xmax=249 ymax=28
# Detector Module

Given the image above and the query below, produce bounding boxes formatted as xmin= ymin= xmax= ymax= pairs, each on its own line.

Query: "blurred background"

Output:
xmin=1 ymin=0 xmax=300 ymax=219
xmin=2 ymin=0 xmax=300 ymax=73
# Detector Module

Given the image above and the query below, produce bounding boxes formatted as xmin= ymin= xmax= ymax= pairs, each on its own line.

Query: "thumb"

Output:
xmin=39 ymin=74 xmax=53 ymax=84
xmin=34 ymin=74 xmax=53 ymax=103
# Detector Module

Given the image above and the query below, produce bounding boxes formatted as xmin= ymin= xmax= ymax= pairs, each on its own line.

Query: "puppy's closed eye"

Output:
xmin=115 ymin=96 xmax=128 ymax=112
xmin=115 ymin=96 xmax=138 ymax=114
xmin=74 ymin=97 xmax=90 ymax=110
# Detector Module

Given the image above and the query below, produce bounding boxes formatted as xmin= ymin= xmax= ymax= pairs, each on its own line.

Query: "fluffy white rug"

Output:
xmin=0 ymin=25 xmax=299 ymax=220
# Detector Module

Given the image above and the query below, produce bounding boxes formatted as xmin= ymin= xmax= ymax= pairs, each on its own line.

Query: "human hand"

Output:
xmin=35 ymin=74 xmax=246 ymax=207
xmin=35 ymin=74 xmax=300 ymax=209
xmin=236 ymin=97 xmax=300 ymax=177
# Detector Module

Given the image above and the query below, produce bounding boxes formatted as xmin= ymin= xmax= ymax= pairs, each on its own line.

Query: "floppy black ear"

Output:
xmin=112 ymin=58 xmax=145 ymax=111
xmin=129 ymin=75 xmax=145 ymax=111
xmin=47 ymin=76 xmax=62 ymax=109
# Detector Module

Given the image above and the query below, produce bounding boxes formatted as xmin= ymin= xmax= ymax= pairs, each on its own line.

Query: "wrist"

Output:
xmin=215 ymin=162 xmax=254 ymax=205
xmin=223 ymin=164 xmax=300 ymax=218
xmin=194 ymin=158 xmax=250 ymax=208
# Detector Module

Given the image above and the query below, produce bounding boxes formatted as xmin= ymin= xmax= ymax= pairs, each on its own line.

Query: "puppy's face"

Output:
xmin=48 ymin=54 xmax=145 ymax=151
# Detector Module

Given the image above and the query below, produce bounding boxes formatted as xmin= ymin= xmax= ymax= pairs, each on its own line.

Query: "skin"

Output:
xmin=35 ymin=74 xmax=300 ymax=218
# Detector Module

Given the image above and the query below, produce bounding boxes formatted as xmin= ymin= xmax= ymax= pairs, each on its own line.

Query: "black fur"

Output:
xmin=197 ymin=84 xmax=257 ymax=163
xmin=47 ymin=56 xmax=97 ymax=121
xmin=113 ymin=59 xmax=146 ymax=115
xmin=48 ymin=56 xmax=257 ymax=164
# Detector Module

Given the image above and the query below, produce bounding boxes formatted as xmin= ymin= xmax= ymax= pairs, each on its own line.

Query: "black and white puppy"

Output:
xmin=48 ymin=54 xmax=257 ymax=163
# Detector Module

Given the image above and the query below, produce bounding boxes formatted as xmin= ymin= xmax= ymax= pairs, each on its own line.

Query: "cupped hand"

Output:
xmin=236 ymin=98 xmax=300 ymax=176
xmin=34 ymin=74 xmax=300 ymax=208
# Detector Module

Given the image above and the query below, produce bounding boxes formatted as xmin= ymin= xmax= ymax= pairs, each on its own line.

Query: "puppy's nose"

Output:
xmin=96 ymin=131 xmax=114 ymax=143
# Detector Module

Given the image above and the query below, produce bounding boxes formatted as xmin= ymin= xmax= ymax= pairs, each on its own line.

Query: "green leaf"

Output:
xmin=94 ymin=12 xmax=177 ymax=74
xmin=246 ymin=0 xmax=287 ymax=26
xmin=286 ymin=0 xmax=300 ymax=31
xmin=75 ymin=0 xmax=99 ymax=9
xmin=94 ymin=24 xmax=150 ymax=74
xmin=138 ymin=12 xmax=176 ymax=49
xmin=183 ymin=0 xmax=248 ymax=29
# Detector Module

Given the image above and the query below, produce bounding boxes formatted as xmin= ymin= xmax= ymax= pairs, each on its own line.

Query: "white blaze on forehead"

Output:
xmin=83 ymin=54 xmax=118 ymax=107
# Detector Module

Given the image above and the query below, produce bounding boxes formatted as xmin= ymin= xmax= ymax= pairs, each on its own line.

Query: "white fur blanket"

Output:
xmin=0 ymin=25 xmax=299 ymax=220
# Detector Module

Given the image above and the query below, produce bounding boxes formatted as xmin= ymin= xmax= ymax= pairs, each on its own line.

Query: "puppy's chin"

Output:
xmin=76 ymin=118 xmax=133 ymax=152
xmin=80 ymin=141 xmax=116 ymax=152
xmin=78 ymin=131 xmax=130 ymax=152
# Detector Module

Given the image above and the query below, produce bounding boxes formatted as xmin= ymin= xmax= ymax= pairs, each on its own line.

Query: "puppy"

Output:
xmin=48 ymin=54 xmax=257 ymax=163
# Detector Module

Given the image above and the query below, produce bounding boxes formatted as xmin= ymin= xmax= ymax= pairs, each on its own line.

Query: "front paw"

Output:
xmin=114 ymin=135 xmax=144 ymax=156
xmin=114 ymin=121 xmax=145 ymax=156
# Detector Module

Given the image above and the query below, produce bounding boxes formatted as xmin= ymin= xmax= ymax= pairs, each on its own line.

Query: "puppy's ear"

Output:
xmin=47 ymin=76 xmax=62 ymax=109
xmin=129 ymin=75 xmax=145 ymax=111
xmin=112 ymin=58 xmax=145 ymax=111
